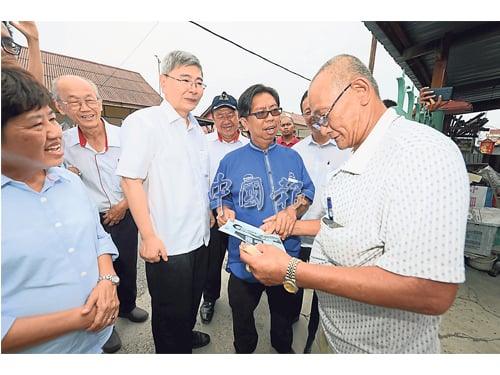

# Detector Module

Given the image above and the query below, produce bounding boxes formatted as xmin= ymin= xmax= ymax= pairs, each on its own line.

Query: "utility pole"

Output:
xmin=368 ymin=35 xmax=377 ymax=74
xmin=154 ymin=55 xmax=161 ymax=93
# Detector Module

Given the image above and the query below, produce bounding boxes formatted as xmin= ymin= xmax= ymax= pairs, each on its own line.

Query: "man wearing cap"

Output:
xmin=199 ymin=91 xmax=249 ymax=324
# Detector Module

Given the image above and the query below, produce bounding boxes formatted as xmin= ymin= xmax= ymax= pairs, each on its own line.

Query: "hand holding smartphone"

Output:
xmin=424 ymin=86 xmax=453 ymax=101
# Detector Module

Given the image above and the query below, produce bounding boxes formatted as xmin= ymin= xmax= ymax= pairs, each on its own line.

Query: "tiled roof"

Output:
xmin=17 ymin=47 xmax=162 ymax=108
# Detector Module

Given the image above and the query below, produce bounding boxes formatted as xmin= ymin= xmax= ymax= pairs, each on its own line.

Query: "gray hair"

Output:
xmin=160 ymin=50 xmax=203 ymax=76
xmin=314 ymin=54 xmax=380 ymax=98
xmin=51 ymin=75 xmax=101 ymax=102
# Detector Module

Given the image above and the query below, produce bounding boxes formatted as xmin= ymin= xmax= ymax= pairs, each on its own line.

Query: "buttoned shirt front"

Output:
xmin=1 ymin=167 xmax=118 ymax=353
xmin=116 ymin=100 xmax=211 ymax=255
xmin=311 ymin=108 xmax=469 ymax=353
xmin=63 ymin=119 xmax=123 ymax=213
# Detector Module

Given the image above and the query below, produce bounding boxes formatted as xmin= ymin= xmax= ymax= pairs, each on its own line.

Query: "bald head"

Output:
xmin=52 ymin=75 xmax=101 ymax=103
xmin=313 ymin=54 xmax=380 ymax=97
xmin=308 ymin=54 xmax=386 ymax=151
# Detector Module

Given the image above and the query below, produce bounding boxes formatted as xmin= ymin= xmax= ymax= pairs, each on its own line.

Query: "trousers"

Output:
xmin=146 ymin=245 xmax=208 ymax=353
xmin=228 ymin=273 xmax=300 ymax=353
xmin=203 ymin=214 xmax=229 ymax=303
xmin=100 ymin=209 xmax=138 ymax=313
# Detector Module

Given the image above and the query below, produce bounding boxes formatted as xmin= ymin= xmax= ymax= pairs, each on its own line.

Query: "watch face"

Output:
xmin=283 ymin=280 xmax=298 ymax=294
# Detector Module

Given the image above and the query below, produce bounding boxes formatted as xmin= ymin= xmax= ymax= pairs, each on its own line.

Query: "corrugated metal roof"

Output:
xmin=363 ymin=21 xmax=500 ymax=114
xmin=18 ymin=47 xmax=162 ymax=109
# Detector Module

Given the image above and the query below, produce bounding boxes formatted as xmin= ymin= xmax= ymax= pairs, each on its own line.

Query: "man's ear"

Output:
xmin=239 ymin=117 xmax=249 ymax=131
xmin=350 ymin=77 xmax=371 ymax=106
xmin=55 ymin=100 xmax=66 ymax=116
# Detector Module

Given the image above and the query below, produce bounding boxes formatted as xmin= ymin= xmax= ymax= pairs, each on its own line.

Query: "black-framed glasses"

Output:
xmin=59 ymin=98 xmax=101 ymax=110
xmin=1 ymin=37 xmax=21 ymax=56
xmin=246 ymin=107 xmax=282 ymax=119
xmin=164 ymin=74 xmax=206 ymax=90
xmin=310 ymin=83 xmax=352 ymax=130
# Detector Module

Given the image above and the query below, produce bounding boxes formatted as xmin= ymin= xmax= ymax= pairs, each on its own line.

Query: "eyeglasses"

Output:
xmin=59 ymin=98 xmax=101 ymax=110
xmin=246 ymin=107 xmax=282 ymax=119
xmin=214 ymin=111 xmax=236 ymax=120
xmin=310 ymin=83 xmax=352 ymax=130
xmin=1 ymin=37 xmax=21 ymax=56
xmin=164 ymin=74 xmax=206 ymax=90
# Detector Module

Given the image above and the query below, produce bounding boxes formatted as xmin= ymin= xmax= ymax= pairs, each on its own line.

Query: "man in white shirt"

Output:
xmin=200 ymin=92 xmax=249 ymax=324
xmin=54 ymin=75 xmax=148 ymax=354
xmin=241 ymin=54 xmax=469 ymax=354
xmin=116 ymin=50 xmax=211 ymax=354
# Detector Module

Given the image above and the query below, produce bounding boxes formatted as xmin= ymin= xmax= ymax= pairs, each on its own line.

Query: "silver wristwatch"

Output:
xmin=283 ymin=257 xmax=301 ymax=294
xmin=98 ymin=274 xmax=120 ymax=286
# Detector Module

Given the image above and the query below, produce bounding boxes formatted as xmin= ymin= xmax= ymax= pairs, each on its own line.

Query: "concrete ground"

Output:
xmin=114 ymin=256 xmax=500 ymax=355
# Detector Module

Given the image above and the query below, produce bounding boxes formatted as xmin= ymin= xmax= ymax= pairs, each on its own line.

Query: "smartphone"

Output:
xmin=426 ymin=87 xmax=453 ymax=101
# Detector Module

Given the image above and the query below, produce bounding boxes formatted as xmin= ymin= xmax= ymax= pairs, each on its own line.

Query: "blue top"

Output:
xmin=209 ymin=140 xmax=314 ymax=282
xmin=1 ymin=167 xmax=118 ymax=353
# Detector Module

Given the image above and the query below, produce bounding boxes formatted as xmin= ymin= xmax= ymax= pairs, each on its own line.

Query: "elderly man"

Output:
xmin=241 ymin=54 xmax=469 ymax=354
xmin=116 ymin=50 xmax=211 ymax=354
xmin=199 ymin=91 xmax=249 ymax=324
xmin=210 ymin=83 xmax=314 ymax=353
xmin=53 ymin=75 xmax=148 ymax=353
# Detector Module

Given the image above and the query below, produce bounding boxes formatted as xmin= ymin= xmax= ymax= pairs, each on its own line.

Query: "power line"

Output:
xmin=189 ymin=21 xmax=311 ymax=82
xmin=99 ymin=22 xmax=160 ymax=88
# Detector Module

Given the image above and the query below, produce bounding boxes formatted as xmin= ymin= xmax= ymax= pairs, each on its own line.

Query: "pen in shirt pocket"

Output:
xmin=326 ymin=197 xmax=333 ymax=220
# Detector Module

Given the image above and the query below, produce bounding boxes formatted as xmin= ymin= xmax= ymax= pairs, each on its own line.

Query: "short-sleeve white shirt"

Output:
xmin=311 ymin=108 xmax=470 ymax=353
xmin=292 ymin=136 xmax=352 ymax=247
xmin=206 ymin=130 xmax=249 ymax=184
xmin=116 ymin=100 xmax=210 ymax=255
xmin=63 ymin=120 xmax=123 ymax=213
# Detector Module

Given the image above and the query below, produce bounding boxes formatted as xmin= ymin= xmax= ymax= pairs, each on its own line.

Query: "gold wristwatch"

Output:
xmin=283 ymin=257 xmax=301 ymax=293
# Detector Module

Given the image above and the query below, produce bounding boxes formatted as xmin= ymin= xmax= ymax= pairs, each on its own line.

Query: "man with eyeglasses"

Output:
xmin=240 ymin=54 xmax=469 ymax=354
xmin=116 ymin=50 xmax=211 ymax=354
xmin=209 ymin=83 xmax=314 ymax=353
xmin=53 ymin=75 xmax=149 ymax=353
xmin=1 ymin=21 xmax=43 ymax=84
xmin=276 ymin=113 xmax=300 ymax=148
xmin=199 ymin=91 xmax=249 ymax=325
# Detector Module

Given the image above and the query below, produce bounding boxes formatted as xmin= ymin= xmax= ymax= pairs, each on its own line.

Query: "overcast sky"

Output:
xmin=7 ymin=16 xmax=499 ymax=128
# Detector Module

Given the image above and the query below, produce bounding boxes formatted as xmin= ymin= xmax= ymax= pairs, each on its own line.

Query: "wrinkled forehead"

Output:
xmin=308 ymin=73 xmax=332 ymax=112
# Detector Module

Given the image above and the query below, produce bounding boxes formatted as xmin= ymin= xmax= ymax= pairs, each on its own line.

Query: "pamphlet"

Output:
xmin=219 ymin=219 xmax=285 ymax=251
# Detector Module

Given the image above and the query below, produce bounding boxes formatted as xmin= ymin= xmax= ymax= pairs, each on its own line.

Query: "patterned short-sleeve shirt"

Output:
xmin=311 ymin=109 xmax=470 ymax=353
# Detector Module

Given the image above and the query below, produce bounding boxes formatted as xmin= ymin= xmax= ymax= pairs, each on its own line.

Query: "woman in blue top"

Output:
xmin=1 ymin=66 xmax=119 ymax=353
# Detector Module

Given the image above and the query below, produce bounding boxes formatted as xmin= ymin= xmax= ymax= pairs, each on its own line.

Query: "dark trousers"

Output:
xmin=228 ymin=273 xmax=300 ymax=353
xmin=145 ymin=245 xmax=208 ymax=354
xmin=100 ymin=209 xmax=138 ymax=314
xmin=305 ymin=291 xmax=320 ymax=351
xmin=297 ymin=246 xmax=319 ymax=353
xmin=203 ymin=215 xmax=229 ymax=303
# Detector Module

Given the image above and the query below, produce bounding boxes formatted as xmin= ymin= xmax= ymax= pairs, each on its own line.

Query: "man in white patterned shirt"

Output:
xmin=241 ymin=54 xmax=469 ymax=353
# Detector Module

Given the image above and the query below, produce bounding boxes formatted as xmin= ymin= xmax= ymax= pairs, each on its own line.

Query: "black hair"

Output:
xmin=1 ymin=65 xmax=54 ymax=130
xmin=238 ymin=84 xmax=280 ymax=118
xmin=383 ymin=99 xmax=397 ymax=108
xmin=300 ymin=90 xmax=308 ymax=113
